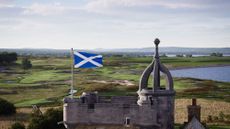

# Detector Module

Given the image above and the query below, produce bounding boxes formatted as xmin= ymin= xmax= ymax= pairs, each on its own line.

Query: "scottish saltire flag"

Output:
xmin=73 ymin=51 xmax=103 ymax=68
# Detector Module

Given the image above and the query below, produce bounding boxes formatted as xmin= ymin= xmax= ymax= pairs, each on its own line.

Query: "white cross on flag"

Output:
xmin=73 ymin=51 xmax=103 ymax=68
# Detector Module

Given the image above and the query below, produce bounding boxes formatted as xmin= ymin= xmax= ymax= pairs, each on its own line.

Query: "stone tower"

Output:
xmin=63 ymin=38 xmax=175 ymax=129
xmin=137 ymin=38 xmax=175 ymax=129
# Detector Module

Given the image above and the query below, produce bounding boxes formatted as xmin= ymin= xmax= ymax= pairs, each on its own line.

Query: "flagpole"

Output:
xmin=71 ymin=48 xmax=74 ymax=99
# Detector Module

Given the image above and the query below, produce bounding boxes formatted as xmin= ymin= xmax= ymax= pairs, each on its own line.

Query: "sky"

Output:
xmin=0 ymin=0 xmax=230 ymax=49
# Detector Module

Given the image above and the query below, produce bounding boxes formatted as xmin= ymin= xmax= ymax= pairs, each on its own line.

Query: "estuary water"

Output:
xmin=170 ymin=66 xmax=230 ymax=82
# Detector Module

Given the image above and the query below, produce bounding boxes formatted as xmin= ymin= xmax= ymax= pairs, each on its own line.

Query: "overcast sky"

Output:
xmin=0 ymin=0 xmax=230 ymax=49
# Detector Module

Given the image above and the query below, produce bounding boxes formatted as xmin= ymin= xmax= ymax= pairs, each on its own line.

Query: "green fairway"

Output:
xmin=20 ymin=70 xmax=70 ymax=83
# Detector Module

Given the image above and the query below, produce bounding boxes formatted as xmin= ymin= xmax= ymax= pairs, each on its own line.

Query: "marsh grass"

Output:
xmin=175 ymin=99 xmax=230 ymax=123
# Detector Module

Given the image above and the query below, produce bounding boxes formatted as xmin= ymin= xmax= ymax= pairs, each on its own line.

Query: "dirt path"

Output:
xmin=91 ymin=80 xmax=135 ymax=86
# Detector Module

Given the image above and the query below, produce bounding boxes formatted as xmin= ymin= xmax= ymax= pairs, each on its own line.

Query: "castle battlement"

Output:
xmin=64 ymin=95 xmax=138 ymax=107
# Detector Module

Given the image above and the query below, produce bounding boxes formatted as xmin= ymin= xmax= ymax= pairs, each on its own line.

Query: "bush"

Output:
xmin=0 ymin=98 xmax=16 ymax=116
xmin=28 ymin=108 xmax=65 ymax=129
xmin=213 ymin=116 xmax=219 ymax=121
xmin=160 ymin=53 xmax=167 ymax=57
xmin=210 ymin=52 xmax=223 ymax=57
xmin=225 ymin=114 xmax=230 ymax=122
xmin=0 ymin=52 xmax=17 ymax=65
xmin=185 ymin=54 xmax=192 ymax=57
xmin=207 ymin=115 xmax=213 ymax=122
xmin=21 ymin=57 xmax=32 ymax=70
xmin=112 ymin=54 xmax=123 ymax=57
xmin=176 ymin=54 xmax=184 ymax=57
xmin=219 ymin=111 xmax=225 ymax=122
xmin=10 ymin=122 xmax=25 ymax=129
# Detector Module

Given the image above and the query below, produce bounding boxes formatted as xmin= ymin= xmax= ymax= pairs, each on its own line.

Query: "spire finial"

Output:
xmin=154 ymin=38 xmax=160 ymax=58
xmin=154 ymin=38 xmax=160 ymax=46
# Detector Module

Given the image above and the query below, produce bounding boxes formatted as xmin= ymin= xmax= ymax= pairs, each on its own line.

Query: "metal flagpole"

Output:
xmin=70 ymin=48 xmax=74 ymax=99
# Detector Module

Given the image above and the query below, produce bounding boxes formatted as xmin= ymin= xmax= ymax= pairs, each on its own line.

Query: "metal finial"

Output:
xmin=154 ymin=38 xmax=160 ymax=46
xmin=154 ymin=38 xmax=160 ymax=58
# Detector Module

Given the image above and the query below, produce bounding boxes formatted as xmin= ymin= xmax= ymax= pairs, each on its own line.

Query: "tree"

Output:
xmin=216 ymin=52 xmax=223 ymax=57
xmin=210 ymin=52 xmax=223 ymax=57
xmin=21 ymin=57 xmax=32 ymax=70
xmin=0 ymin=98 xmax=16 ymax=116
xmin=10 ymin=122 xmax=25 ymax=129
xmin=160 ymin=53 xmax=167 ymax=57
xmin=185 ymin=54 xmax=192 ymax=58
xmin=8 ymin=52 xmax=17 ymax=63
xmin=44 ymin=108 xmax=65 ymax=129
xmin=176 ymin=54 xmax=184 ymax=57
xmin=0 ymin=52 xmax=17 ymax=65
xmin=28 ymin=108 xmax=65 ymax=129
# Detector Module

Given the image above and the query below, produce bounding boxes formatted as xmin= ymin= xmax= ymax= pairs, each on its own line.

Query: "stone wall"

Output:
xmin=64 ymin=95 xmax=174 ymax=129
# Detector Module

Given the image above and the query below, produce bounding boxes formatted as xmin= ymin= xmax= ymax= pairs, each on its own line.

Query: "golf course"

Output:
xmin=0 ymin=55 xmax=230 ymax=128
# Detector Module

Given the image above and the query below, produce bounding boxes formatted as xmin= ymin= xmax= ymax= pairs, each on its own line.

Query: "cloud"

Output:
xmin=0 ymin=0 xmax=15 ymax=8
xmin=0 ymin=5 xmax=25 ymax=18
xmin=23 ymin=3 xmax=67 ymax=16
xmin=0 ymin=0 xmax=229 ymax=48
xmin=85 ymin=0 xmax=202 ymax=12
xmin=0 ymin=0 xmax=14 ymax=4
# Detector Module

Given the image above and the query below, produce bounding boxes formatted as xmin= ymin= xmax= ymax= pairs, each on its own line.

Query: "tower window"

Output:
xmin=88 ymin=104 xmax=94 ymax=109
xmin=125 ymin=117 xmax=131 ymax=127
xmin=81 ymin=97 xmax=85 ymax=103
xmin=149 ymin=96 xmax=153 ymax=105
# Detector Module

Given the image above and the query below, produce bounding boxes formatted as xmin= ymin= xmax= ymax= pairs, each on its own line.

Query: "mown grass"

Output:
xmin=0 ymin=57 xmax=71 ymax=107
xmin=20 ymin=70 xmax=70 ymax=83
xmin=15 ymin=99 xmax=53 ymax=107
xmin=0 ymin=85 xmax=69 ymax=107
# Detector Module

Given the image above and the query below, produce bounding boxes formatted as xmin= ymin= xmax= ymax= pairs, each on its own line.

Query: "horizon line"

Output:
xmin=0 ymin=46 xmax=230 ymax=50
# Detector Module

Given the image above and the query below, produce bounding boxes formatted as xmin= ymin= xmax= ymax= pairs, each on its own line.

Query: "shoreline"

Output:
xmin=170 ymin=64 xmax=230 ymax=70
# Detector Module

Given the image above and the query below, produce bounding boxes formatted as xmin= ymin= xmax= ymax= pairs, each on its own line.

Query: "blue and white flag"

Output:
xmin=73 ymin=51 xmax=103 ymax=68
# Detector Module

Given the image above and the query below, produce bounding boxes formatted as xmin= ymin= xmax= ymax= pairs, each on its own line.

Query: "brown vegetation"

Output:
xmin=175 ymin=99 xmax=230 ymax=124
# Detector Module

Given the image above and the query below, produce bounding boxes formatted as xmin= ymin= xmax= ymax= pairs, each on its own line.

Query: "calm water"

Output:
xmin=170 ymin=66 xmax=230 ymax=82
xmin=166 ymin=54 xmax=230 ymax=57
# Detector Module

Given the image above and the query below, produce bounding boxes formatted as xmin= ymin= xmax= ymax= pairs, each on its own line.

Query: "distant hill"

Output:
xmin=0 ymin=48 xmax=70 ymax=57
xmin=0 ymin=47 xmax=229 ymax=57
xmin=94 ymin=47 xmax=230 ymax=54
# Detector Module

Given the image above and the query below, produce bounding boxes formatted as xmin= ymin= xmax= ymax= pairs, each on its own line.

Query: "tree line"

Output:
xmin=0 ymin=51 xmax=32 ymax=69
xmin=0 ymin=52 xmax=17 ymax=65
